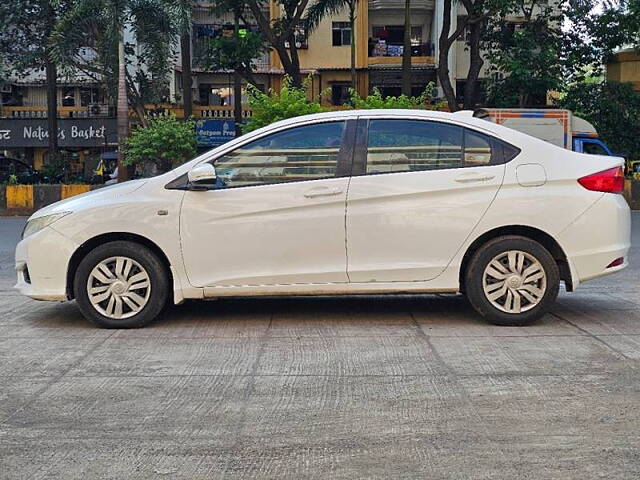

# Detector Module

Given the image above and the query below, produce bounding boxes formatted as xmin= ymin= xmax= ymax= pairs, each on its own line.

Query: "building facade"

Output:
xmin=607 ymin=49 xmax=640 ymax=92
xmin=176 ymin=0 xmax=490 ymax=108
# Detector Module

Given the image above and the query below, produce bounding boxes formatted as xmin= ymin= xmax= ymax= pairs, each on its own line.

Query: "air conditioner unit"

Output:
xmin=88 ymin=104 xmax=109 ymax=116
xmin=0 ymin=84 xmax=13 ymax=94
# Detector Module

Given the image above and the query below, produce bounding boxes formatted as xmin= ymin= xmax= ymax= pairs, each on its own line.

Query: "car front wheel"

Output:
xmin=73 ymin=241 xmax=169 ymax=328
xmin=465 ymin=235 xmax=560 ymax=326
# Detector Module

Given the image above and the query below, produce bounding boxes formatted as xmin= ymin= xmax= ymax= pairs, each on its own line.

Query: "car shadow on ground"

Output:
xmin=13 ymin=288 xmax=635 ymax=333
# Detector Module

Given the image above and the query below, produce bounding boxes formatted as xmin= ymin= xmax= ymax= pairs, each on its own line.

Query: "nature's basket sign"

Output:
xmin=0 ymin=118 xmax=118 ymax=148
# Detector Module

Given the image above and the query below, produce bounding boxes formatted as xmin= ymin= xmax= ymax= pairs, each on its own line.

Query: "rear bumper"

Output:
xmin=558 ymin=194 xmax=631 ymax=286
xmin=14 ymin=226 xmax=78 ymax=301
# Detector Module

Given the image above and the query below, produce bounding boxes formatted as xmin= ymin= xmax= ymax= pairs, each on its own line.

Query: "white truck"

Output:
xmin=472 ymin=108 xmax=617 ymax=157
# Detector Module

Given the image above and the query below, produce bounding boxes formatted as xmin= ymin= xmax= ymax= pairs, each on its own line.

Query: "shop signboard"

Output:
xmin=0 ymin=118 xmax=118 ymax=148
xmin=195 ymin=119 xmax=236 ymax=147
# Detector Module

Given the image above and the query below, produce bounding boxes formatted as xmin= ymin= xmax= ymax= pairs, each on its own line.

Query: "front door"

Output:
xmin=180 ymin=120 xmax=353 ymax=288
xmin=346 ymin=118 xmax=508 ymax=283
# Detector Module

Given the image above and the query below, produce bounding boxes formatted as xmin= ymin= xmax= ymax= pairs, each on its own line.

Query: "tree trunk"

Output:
xmin=401 ymin=0 xmax=412 ymax=96
xmin=44 ymin=3 xmax=59 ymax=169
xmin=287 ymin=32 xmax=303 ymax=87
xmin=117 ymin=34 xmax=130 ymax=182
xmin=233 ymin=8 xmax=243 ymax=136
xmin=274 ymin=43 xmax=302 ymax=87
xmin=45 ymin=57 xmax=59 ymax=169
xmin=349 ymin=4 xmax=357 ymax=91
xmin=463 ymin=20 xmax=483 ymax=110
xmin=437 ymin=0 xmax=459 ymax=111
xmin=180 ymin=31 xmax=192 ymax=119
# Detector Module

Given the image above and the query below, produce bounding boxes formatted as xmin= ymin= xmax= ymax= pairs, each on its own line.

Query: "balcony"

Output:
xmin=368 ymin=43 xmax=435 ymax=67
xmin=368 ymin=0 xmax=435 ymax=9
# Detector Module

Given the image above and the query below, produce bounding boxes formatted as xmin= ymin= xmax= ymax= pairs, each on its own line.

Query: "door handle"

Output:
xmin=454 ymin=173 xmax=495 ymax=183
xmin=304 ymin=187 xmax=343 ymax=198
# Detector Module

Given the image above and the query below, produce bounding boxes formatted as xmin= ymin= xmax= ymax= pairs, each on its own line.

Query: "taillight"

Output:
xmin=578 ymin=166 xmax=625 ymax=193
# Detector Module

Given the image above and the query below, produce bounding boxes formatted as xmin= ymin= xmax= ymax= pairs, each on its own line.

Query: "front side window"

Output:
xmin=365 ymin=119 xmax=503 ymax=174
xmin=212 ymin=122 xmax=346 ymax=188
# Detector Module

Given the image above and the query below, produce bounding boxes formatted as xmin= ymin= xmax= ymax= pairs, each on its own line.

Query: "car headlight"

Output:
xmin=22 ymin=212 xmax=72 ymax=239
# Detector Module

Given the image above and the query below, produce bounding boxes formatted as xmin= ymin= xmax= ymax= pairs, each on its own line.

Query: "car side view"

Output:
xmin=15 ymin=110 xmax=631 ymax=328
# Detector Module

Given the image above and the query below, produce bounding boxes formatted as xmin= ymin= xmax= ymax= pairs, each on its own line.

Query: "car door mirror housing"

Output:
xmin=187 ymin=164 xmax=217 ymax=189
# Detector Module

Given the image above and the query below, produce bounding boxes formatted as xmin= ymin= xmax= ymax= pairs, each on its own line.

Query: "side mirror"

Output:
xmin=187 ymin=163 xmax=216 ymax=190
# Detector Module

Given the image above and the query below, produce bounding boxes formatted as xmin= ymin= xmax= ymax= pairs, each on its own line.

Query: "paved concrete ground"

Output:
xmin=1 ymin=214 xmax=639 ymax=479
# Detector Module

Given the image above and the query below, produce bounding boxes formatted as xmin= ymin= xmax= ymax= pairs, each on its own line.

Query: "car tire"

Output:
xmin=464 ymin=235 xmax=559 ymax=326
xmin=73 ymin=241 xmax=169 ymax=328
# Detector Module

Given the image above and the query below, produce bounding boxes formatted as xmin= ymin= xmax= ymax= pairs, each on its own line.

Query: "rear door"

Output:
xmin=346 ymin=117 xmax=508 ymax=283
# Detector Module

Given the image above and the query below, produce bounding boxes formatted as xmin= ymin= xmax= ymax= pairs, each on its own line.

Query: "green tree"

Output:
xmin=437 ymin=0 xmax=516 ymax=111
xmin=305 ymin=0 xmax=359 ymax=90
xmin=349 ymin=83 xmax=440 ymax=109
xmin=482 ymin=0 xmax=630 ymax=108
xmin=52 ymin=0 xmax=181 ymax=180
xmin=244 ymin=76 xmax=326 ymax=132
xmin=124 ymin=116 xmax=197 ymax=173
xmin=559 ymin=81 xmax=640 ymax=162
xmin=0 ymin=0 xmax=73 ymax=164
xmin=243 ymin=0 xmax=312 ymax=87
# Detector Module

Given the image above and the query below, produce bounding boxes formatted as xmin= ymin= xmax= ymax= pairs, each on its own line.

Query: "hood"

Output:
xmin=29 ymin=179 xmax=147 ymax=220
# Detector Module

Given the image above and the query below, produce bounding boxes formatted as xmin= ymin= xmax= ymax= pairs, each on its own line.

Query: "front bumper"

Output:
xmin=14 ymin=226 xmax=79 ymax=301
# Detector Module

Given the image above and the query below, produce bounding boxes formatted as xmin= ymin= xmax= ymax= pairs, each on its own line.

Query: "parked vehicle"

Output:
xmin=473 ymin=109 xmax=617 ymax=156
xmin=0 ymin=156 xmax=43 ymax=184
xmin=15 ymin=110 xmax=631 ymax=328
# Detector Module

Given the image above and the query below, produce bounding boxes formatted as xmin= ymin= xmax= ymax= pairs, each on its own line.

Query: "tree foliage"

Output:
xmin=482 ymin=0 xmax=635 ymax=108
xmin=242 ymin=0 xmax=312 ymax=87
xmin=244 ymin=77 xmax=326 ymax=132
xmin=0 ymin=0 xmax=69 ymax=75
xmin=349 ymin=83 xmax=441 ymax=109
xmin=124 ymin=116 xmax=197 ymax=172
xmin=196 ymin=27 xmax=266 ymax=85
xmin=559 ymin=81 xmax=640 ymax=162
xmin=51 ymin=0 xmax=181 ymax=112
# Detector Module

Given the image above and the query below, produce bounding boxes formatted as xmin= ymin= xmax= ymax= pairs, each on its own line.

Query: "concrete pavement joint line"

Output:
xmin=0 ymin=329 xmax=117 ymax=426
xmin=549 ymin=312 xmax=631 ymax=360
xmin=409 ymin=310 xmax=499 ymax=453
xmin=1 ymin=371 xmax=634 ymax=379
xmin=218 ymin=312 xmax=274 ymax=473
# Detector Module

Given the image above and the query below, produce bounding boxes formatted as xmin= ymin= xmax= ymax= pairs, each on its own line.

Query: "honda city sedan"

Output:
xmin=15 ymin=110 xmax=631 ymax=328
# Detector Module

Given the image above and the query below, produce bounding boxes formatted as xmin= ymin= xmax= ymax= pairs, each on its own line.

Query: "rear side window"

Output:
xmin=364 ymin=119 xmax=518 ymax=174
xmin=366 ymin=120 xmax=463 ymax=174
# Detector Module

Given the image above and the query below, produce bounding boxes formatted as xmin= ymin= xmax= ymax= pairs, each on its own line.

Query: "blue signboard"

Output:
xmin=195 ymin=119 xmax=235 ymax=147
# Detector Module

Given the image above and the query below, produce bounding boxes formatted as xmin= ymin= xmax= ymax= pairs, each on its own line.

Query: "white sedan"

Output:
xmin=15 ymin=110 xmax=631 ymax=328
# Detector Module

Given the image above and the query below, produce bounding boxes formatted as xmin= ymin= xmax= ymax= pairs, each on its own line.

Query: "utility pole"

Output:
xmin=117 ymin=30 xmax=130 ymax=182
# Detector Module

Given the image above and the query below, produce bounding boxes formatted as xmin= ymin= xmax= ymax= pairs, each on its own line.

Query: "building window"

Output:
xmin=331 ymin=84 xmax=351 ymax=106
xmin=332 ymin=22 xmax=351 ymax=46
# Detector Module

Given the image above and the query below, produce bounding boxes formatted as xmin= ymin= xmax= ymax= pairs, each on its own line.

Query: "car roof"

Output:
xmin=265 ymin=108 xmax=514 ymax=139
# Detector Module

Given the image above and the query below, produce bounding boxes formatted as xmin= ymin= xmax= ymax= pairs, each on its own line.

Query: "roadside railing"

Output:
xmin=1 ymin=104 xmax=253 ymax=120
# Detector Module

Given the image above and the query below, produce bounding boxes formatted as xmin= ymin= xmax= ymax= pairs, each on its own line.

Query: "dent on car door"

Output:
xmin=346 ymin=118 xmax=509 ymax=283
xmin=179 ymin=120 xmax=356 ymax=289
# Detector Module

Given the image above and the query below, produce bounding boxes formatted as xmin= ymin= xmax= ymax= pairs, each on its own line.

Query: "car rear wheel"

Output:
xmin=73 ymin=241 xmax=169 ymax=328
xmin=464 ymin=235 xmax=559 ymax=326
